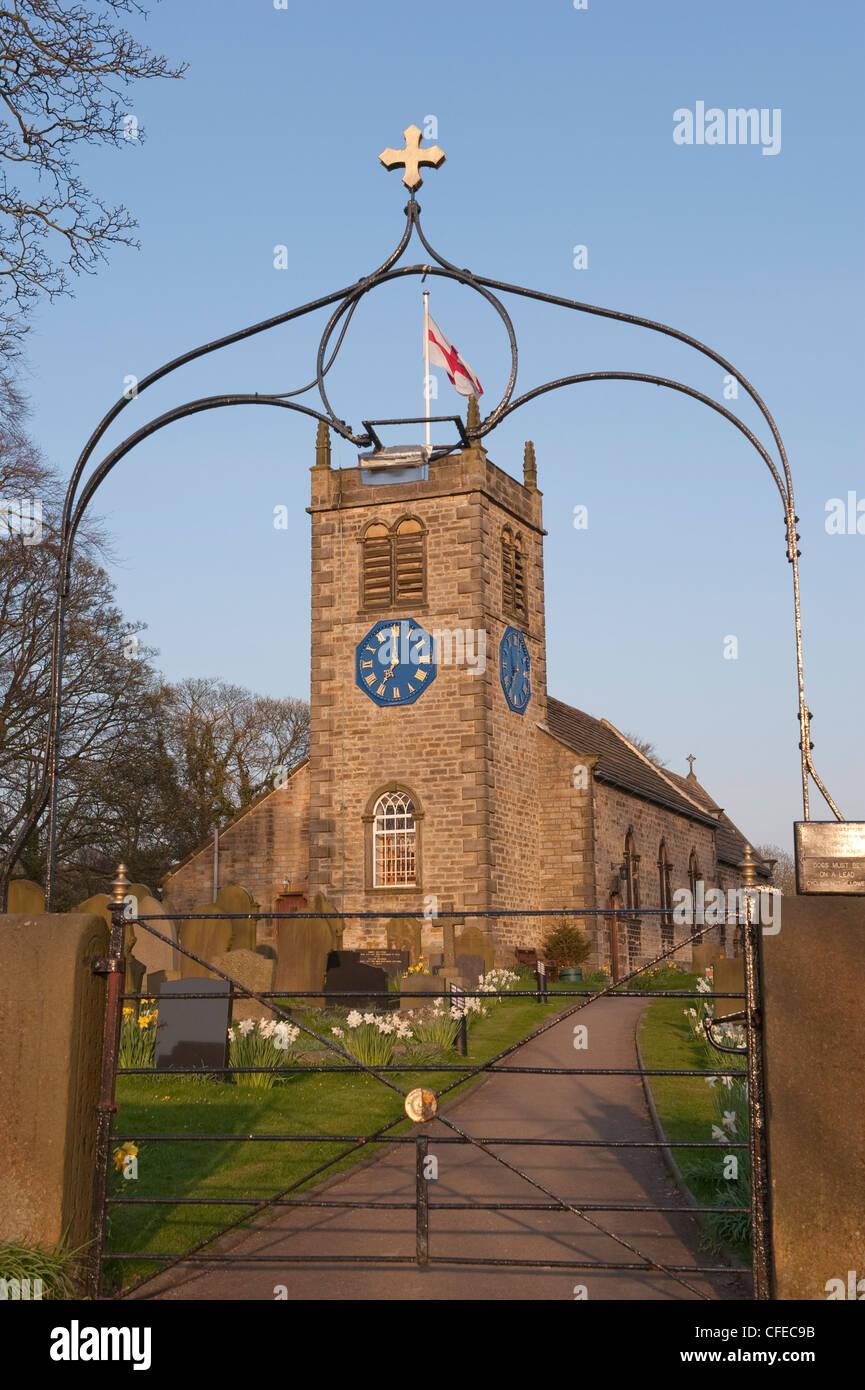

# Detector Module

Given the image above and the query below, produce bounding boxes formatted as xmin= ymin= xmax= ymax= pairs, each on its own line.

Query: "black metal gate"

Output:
xmin=90 ymin=871 xmax=771 ymax=1300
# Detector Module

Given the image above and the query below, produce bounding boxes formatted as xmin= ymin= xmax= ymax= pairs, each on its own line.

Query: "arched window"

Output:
xmin=361 ymin=518 xmax=426 ymax=608
xmin=624 ymin=830 xmax=640 ymax=911
xmin=624 ymin=829 xmax=641 ymax=962
xmin=658 ymin=841 xmax=673 ymax=949
xmin=502 ymin=528 xmax=527 ymax=619
xmin=373 ymin=791 xmax=417 ymax=887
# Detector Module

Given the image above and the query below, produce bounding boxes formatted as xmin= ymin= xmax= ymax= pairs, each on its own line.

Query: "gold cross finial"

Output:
xmin=379 ymin=124 xmax=446 ymax=192
xmin=686 ymin=753 xmax=696 ymax=775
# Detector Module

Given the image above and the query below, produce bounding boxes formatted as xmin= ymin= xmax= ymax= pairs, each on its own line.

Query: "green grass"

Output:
xmin=638 ymin=975 xmax=750 ymax=1264
xmin=0 ymin=1239 xmax=88 ymax=1299
xmin=105 ymin=990 xmax=560 ymax=1293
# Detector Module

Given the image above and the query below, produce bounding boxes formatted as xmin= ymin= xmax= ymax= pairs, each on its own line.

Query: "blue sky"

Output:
xmin=21 ymin=0 xmax=864 ymax=851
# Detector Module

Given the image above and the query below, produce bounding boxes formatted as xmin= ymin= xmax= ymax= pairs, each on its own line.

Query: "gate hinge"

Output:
xmin=92 ymin=956 xmax=124 ymax=975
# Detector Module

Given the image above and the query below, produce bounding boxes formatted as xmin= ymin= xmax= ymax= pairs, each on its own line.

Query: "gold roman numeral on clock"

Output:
xmin=360 ymin=659 xmax=373 ymax=669
xmin=365 ymin=673 xmax=376 ymax=686
xmin=415 ymin=669 xmax=427 ymax=682
xmin=391 ymin=687 xmax=400 ymax=699
xmin=376 ymin=683 xmax=388 ymax=696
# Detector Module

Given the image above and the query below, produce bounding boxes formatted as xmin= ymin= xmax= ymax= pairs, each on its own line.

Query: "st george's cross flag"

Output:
xmin=427 ymin=315 xmax=483 ymax=397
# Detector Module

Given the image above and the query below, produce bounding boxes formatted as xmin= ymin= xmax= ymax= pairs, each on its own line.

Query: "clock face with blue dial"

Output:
xmin=499 ymin=626 xmax=531 ymax=714
xmin=355 ymin=618 xmax=437 ymax=706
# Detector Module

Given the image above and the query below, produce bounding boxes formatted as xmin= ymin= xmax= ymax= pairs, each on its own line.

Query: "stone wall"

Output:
xmin=0 ymin=913 xmax=107 ymax=1261
xmin=591 ymin=782 xmax=720 ymax=969
xmin=761 ymin=896 xmax=865 ymax=1299
xmin=162 ymin=764 xmax=310 ymax=919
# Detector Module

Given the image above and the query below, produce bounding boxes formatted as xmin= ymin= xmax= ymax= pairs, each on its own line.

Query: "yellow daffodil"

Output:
xmin=112 ymin=1141 xmax=137 ymax=1171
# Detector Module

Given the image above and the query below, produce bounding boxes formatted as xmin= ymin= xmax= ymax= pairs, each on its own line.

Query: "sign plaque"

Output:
xmin=794 ymin=822 xmax=865 ymax=895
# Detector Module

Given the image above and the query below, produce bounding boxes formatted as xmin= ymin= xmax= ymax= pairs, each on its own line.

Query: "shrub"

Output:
xmin=540 ymin=921 xmax=591 ymax=969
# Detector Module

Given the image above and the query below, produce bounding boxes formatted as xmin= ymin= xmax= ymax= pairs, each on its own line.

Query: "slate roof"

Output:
xmin=544 ymin=696 xmax=771 ymax=879
xmin=545 ymin=697 xmax=717 ymax=826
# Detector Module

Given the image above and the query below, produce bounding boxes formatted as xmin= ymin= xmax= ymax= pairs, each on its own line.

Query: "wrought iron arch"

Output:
xmin=0 ymin=173 xmax=841 ymax=908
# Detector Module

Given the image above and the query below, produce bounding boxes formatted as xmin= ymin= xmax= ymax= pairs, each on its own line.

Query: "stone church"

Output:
xmin=163 ymin=417 xmax=769 ymax=974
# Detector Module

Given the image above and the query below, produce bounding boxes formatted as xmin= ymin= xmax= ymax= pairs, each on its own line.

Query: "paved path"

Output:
xmin=138 ymin=997 xmax=749 ymax=1302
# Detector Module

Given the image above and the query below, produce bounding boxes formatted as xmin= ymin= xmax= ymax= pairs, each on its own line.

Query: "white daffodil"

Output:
xmin=227 ymin=1027 xmax=235 ymax=1043
xmin=705 ymin=1075 xmax=718 ymax=1087
xmin=238 ymin=1018 xmax=255 ymax=1036
xmin=711 ymin=1125 xmax=727 ymax=1140
xmin=723 ymin=1111 xmax=737 ymax=1131
xmin=346 ymin=1010 xmax=362 ymax=1028
xmin=331 ymin=1026 xmax=345 ymax=1039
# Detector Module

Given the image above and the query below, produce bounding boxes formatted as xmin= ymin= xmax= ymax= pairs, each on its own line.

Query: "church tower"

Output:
xmin=307 ymin=417 xmax=550 ymax=949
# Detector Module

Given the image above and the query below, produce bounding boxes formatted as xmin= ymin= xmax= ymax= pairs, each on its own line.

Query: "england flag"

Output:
xmin=426 ymin=315 xmax=483 ymax=398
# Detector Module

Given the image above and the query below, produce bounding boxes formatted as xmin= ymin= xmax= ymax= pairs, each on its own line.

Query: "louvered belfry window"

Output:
xmin=362 ymin=523 xmax=393 ymax=608
xmin=502 ymin=528 xmax=528 ymax=619
xmin=362 ymin=518 xmax=426 ymax=608
xmin=393 ymin=519 xmax=424 ymax=600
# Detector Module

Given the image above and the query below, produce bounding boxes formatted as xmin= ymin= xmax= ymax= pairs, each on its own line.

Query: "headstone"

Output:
xmin=455 ymin=952 xmax=485 ymax=984
xmin=7 ymin=879 xmax=45 ymax=913
xmin=74 ymin=893 xmax=111 ymax=927
xmin=398 ymin=974 xmax=443 ymax=1011
xmin=454 ymin=924 xmax=494 ymax=974
xmin=216 ymin=882 xmax=259 ymax=952
xmin=358 ymin=947 xmax=409 ymax=979
xmin=691 ymin=943 xmax=716 ymax=976
xmin=256 ymin=944 xmax=277 ymax=961
xmin=324 ymin=950 xmax=395 ymax=1012
xmin=130 ymin=895 xmax=180 ymax=984
xmin=154 ymin=977 xmax=231 ymax=1071
xmin=275 ymin=892 xmax=342 ymax=999
xmin=177 ymin=906 xmax=232 ymax=979
xmin=209 ymin=948 xmax=276 ymax=1023
xmin=713 ymin=957 xmax=746 ymax=1019
xmin=386 ymin=915 xmax=422 ymax=965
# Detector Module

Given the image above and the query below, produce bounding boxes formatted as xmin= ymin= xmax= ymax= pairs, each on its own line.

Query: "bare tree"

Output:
xmin=0 ymin=1 xmax=185 ymax=395
xmin=158 ymin=677 xmax=310 ymax=858
xmin=623 ymin=730 xmax=668 ymax=768
xmin=755 ymin=842 xmax=796 ymax=894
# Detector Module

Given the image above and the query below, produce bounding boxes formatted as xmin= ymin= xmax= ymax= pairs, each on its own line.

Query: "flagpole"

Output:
xmin=423 ymin=289 xmax=431 ymax=451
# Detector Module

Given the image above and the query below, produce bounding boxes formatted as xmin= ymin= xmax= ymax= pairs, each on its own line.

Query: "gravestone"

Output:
xmin=454 ymin=924 xmax=494 ymax=974
xmin=713 ymin=957 xmax=745 ymax=1018
xmin=398 ymin=974 xmax=442 ymax=1011
xmin=690 ymin=943 xmax=716 ymax=976
xmin=74 ymin=893 xmax=111 ymax=927
xmin=154 ymin=977 xmax=231 ymax=1071
xmin=386 ymin=915 xmax=422 ymax=965
xmin=256 ymin=944 xmax=276 ymax=962
xmin=275 ymin=892 xmax=342 ymax=1000
xmin=358 ymin=947 xmax=409 ymax=979
xmin=130 ymin=895 xmax=180 ymax=986
xmin=209 ymin=948 xmax=276 ymax=1023
xmin=8 ymin=879 xmax=45 ymax=913
xmin=455 ymin=952 xmax=485 ymax=984
xmin=177 ymin=906 xmax=232 ymax=979
xmin=324 ymin=950 xmax=395 ymax=1012
xmin=216 ymin=882 xmax=258 ymax=952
